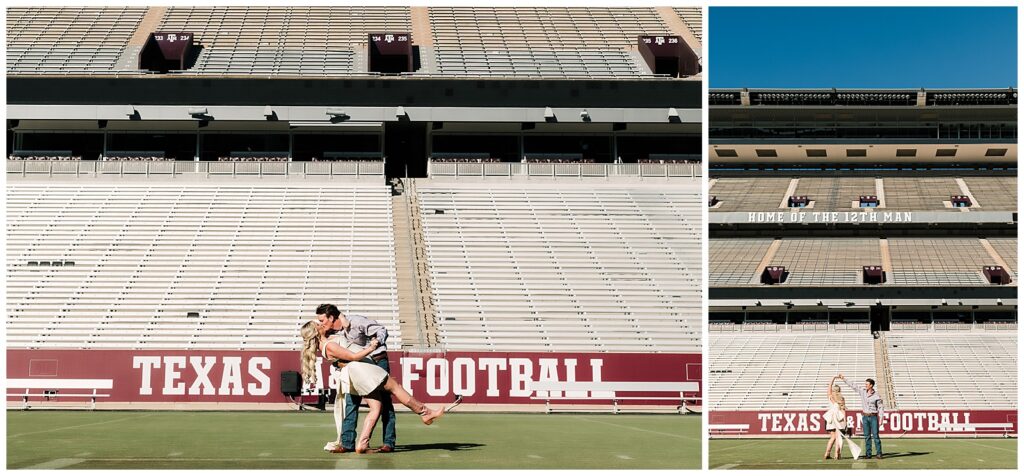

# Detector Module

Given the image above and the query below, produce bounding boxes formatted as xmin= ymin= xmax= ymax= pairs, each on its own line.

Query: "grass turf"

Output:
xmin=7 ymin=410 xmax=699 ymax=469
xmin=710 ymin=437 xmax=1017 ymax=470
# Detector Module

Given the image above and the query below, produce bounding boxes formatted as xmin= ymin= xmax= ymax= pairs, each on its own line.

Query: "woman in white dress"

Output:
xmin=823 ymin=375 xmax=848 ymax=460
xmin=300 ymin=320 xmax=445 ymax=453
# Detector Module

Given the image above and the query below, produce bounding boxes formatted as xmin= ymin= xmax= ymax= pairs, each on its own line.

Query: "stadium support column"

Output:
xmin=612 ymin=132 xmax=619 ymax=164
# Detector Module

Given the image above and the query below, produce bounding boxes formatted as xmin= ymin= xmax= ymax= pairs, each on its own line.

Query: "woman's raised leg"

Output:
xmin=382 ymin=377 xmax=445 ymax=425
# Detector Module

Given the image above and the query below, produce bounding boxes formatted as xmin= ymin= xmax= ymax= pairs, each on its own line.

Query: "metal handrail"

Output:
xmin=426 ymin=160 xmax=701 ymax=178
xmin=7 ymin=159 xmax=386 ymax=177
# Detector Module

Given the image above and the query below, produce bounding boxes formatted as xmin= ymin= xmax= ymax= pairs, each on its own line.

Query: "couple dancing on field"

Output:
xmin=823 ymin=374 xmax=885 ymax=461
xmin=299 ymin=304 xmax=454 ymax=454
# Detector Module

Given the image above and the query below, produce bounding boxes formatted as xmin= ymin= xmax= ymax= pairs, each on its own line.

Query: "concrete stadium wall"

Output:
xmin=7 ymin=77 xmax=702 ymax=109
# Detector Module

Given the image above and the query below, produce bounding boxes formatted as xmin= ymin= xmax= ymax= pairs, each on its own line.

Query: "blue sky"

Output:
xmin=710 ymin=7 xmax=1017 ymax=88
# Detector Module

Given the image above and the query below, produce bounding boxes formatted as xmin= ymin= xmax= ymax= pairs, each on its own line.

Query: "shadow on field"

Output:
xmin=881 ymin=451 xmax=932 ymax=459
xmin=392 ymin=443 xmax=485 ymax=453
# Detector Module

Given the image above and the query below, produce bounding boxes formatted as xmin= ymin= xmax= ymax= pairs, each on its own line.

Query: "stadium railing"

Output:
xmin=7 ymin=378 xmax=114 ymax=410
xmin=427 ymin=160 xmax=699 ymax=178
xmin=708 ymin=423 xmax=750 ymax=436
xmin=936 ymin=422 xmax=1015 ymax=438
xmin=527 ymin=380 xmax=700 ymax=414
xmin=6 ymin=159 xmax=385 ymax=177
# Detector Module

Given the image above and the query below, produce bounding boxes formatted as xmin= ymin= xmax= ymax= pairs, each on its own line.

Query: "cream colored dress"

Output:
xmin=323 ymin=335 xmax=389 ymax=451
xmin=824 ymin=401 xmax=847 ymax=431
xmin=323 ymin=335 xmax=388 ymax=396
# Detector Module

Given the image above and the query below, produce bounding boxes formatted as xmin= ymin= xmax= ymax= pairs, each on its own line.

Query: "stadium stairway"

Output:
xmin=654 ymin=7 xmax=701 ymax=53
xmin=410 ymin=7 xmax=433 ymax=46
xmin=409 ymin=180 xmax=441 ymax=347
xmin=392 ymin=192 xmax=423 ymax=348
xmin=875 ymin=332 xmax=899 ymax=410
xmin=392 ymin=179 xmax=440 ymax=349
xmin=128 ymin=7 xmax=167 ymax=46
xmin=113 ymin=6 xmax=167 ymax=72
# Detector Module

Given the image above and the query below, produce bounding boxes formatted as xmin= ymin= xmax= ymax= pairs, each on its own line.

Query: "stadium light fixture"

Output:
xmin=325 ymin=108 xmax=349 ymax=122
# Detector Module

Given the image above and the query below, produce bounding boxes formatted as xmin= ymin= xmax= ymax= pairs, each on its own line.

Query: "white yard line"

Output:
xmin=334 ymin=458 xmax=369 ymax=469
xmin=963 ymin=440 xmax=1016 ymax=454
xmin=573 ymin=416 xmax=698 ymax=442
xmin=56 ymin=457 xmax=339 ymax=462
xmin=8 ymin=414 xmax=155 ymax=438
xmin=711 ymin=439 xmax=767 ymax=452
xmin=22 ymin=458 xmax=86 ymax=469
xmin=714 ymin=463 xmax=738 ymax=469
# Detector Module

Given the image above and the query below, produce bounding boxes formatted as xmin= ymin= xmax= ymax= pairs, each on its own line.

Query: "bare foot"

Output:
xmin=421 ymin=406 xmax=445 ymax=425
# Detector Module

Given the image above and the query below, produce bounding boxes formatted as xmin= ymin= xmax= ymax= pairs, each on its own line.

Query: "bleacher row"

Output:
xmin=710 ymin=176 xmax=1017 ymax=211
xmin=7 ymin=180 xmax=701 ymax=353
xmin=710 ymin=237 xmax=1017 ymax=286
xmin=6 ymin=7 xmax=146 ymax=74
xmin=7 ymin=6 xmax=701 ymax=78
xmin=886 ymin=333 xmax=1017 ymax=410
xmin=418 ymin=184 xmax=701 ymax=352
xmin=709 ymin=332 xmax=878 ymax=411
xmin=709 ymin=331 xmax=1017 ymax=411
xmin=7 ymin=183 xmax=400 ymax=350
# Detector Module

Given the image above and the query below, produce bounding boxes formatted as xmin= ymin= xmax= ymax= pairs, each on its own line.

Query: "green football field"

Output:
xmin=710 ymin=437 xmax=1017 ymax=470
xmin=7 ymin=410 xmax=699 ymax=469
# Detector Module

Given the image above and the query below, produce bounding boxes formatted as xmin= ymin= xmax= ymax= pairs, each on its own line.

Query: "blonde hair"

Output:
xmin=832 ymin=385 xmax=846 ymax=411
xmin=299 ymin=321 xmax=320 ymax=388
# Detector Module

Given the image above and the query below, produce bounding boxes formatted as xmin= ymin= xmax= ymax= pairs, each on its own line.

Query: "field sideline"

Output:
xmin=7 ymin=410 xmax=699 ymax=469
xmin=710 ymin=437 xmax=1017 ymax=470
